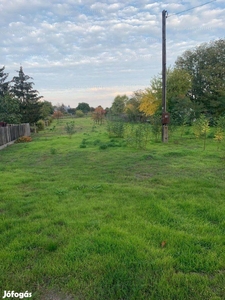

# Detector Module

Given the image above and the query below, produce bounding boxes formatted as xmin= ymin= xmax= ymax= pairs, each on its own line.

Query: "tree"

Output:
xmin=110 ymin=95 xmax=129 ymax=115
xmin=0 ymin=93 xmax=21 ymax=123
xmin=56 ymin=103 xmax=67 ymax=114
xmin=53 ymin=110 xmax=63 ymax=119
xmin=65 ymin=121 xmax=75 ymax=138
xmin=139 ymin=89 xmax=160 ymax=117
xmin=68 ymin=107 xmax=76 ymax=115
xmin=0 ymin=66 xmax=10 ymax=96
xmin=150 ymin=68 xmax=195 ymax=124
xmin=193 ymin=114 xmax=210 ymax=150
xmin=76 ymin=102 xmax=90 ymax=114
xmin=166 ymin=68 xmax=194 ymax=124
xmin=40 ymin=101 xmax=54 ymax=119
xmin=92 ymin=106 xmax=105 ymax=124
xmin=175 ymin=39 xmax=225 ymax=118
xmin=75 ymin=110 xmax=84 ymax=118
xmin=125 ymin=91 xmax=142 ymax=122
xmin=11 ymin=66 xmax=43 ymax=124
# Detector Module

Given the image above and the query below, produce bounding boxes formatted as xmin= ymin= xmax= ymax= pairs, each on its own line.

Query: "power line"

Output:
xmin=167 ymin=0 xmax=217 ymax=18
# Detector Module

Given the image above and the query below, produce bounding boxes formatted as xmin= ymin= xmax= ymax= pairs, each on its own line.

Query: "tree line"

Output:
xmin=0 ymin=66 xmax=54 ymax=124
xmin=1 ymin=39 xmax=224 ymax=127
xmin=109 ymin=39 xmax=225 ymax=125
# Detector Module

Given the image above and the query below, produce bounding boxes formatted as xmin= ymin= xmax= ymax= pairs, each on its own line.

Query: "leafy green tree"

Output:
xmin=40 ymin=100 xmax=54 ymax=119
xmin=68 ymin=107 xmax=76 ymax=115
xmin=76 ymin=102 xmax=90 ymax=114
xmin=125 ymin=91 xmax=142 ymax=122
xmin=0 ymin=66 xmax=10 ymax=96
xmin=175 ymin=39 xmax=225 ymax=118
xmin=0 ymin=93 xmax=21 ymax=123
xmin=110 ymin=95 xmax=129 ymax=115
xmin=150 ymin=68 xmax=193 ymax=124
xmin=11 ymin=66 xmax=42 ymax=124
xmin=75 ymin=110 xmax=84 ymax=118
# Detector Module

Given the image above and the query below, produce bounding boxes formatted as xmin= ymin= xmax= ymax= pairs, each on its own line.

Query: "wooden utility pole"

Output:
xmin=162 ymin=10 xmax=169 ymax=142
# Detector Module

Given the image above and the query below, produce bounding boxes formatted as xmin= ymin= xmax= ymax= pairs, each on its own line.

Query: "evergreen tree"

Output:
xmin=0 ymin=66 xmax=10 ymax=96
xmin=11 ymin=66 xmax=43 ymax=124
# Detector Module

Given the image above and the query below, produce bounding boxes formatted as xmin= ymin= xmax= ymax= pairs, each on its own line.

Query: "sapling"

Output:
xmin=193 ymin=115 xmax=210 ymax=150
xmin=65 ymin=121 xmax=75 ymax=138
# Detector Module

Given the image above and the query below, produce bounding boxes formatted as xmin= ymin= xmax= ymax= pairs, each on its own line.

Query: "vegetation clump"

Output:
xmin=15 ymin=136 xmax=32 ymax=143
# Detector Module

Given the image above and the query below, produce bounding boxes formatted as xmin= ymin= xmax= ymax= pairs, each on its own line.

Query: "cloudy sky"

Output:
xmin=0 ymin=0 xmax=224 ymax=108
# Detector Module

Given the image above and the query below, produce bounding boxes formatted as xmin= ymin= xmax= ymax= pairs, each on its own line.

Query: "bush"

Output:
xmin=53 ymin=111 xmax=63 ymax=119
xmin=192 ymin=115 xmax=210 ymax=150
xmin=15 ymin=136 xmax=32 ymax=143
xmin=99 ymin=144 xmax=108 ymax=150
xmin=80 ymin=139 xmax=87 ymax=148
xmin=36 ymin=120 xmax=45 ymax=131
xmin=125 ymin=123 xmax=151 ymax=149
xmin=46 ymin=116 xmax=53 ymax=125
xmin=65 ymin=121 xmax=75 ymax=138
xmin=79 ymin=144 xmax=87 ymax=148
xmin=150 ymin=115 xmax=161 ymax=141
xmin=76 ymin=110 xmax=84 ymax=118
xmin=107 ymin=121 xmax=125 ymax=138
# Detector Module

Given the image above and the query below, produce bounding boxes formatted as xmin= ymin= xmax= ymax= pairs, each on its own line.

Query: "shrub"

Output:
xmin=76 ymin=110 xmax=84 ymax=118
xmin=50 ymin=148 xmax=57 ymax=154
xmin=65 ymin=121 xmax=75 ymax=138
xmin=46 ymin=116 xmax=53 ymax=125
xmin=80 ymin=139 xmax=87 ymax=148
xmin=36 ymin=120 xmax=45 ymax=131
xmin=214 ymin=116 xmax=225 ymax=148
xmin=99 ymin=144 xmax=108 ymax=150
xmin=107 ymin=121 xmax=125 ymax=138
xmin=15 ymin=136 xmax=32 ymax=143
xmin=192 ymin=115 xmax=210 ymax=150
xmin=53 ymin=111 xmax=63 ymax=119
xmin=93 ymin=139 xmax=101 ymax=145
xmin=79 ymin=144 xmax=87 ymax=148
xmin=125 ymin=123 xmax=151 ymax=149
xmin=150 ymin=115 xmax=161 ymax=141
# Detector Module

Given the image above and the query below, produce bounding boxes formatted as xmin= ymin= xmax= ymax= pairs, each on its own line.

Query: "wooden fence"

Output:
xmin=0 ymin=123 xmax=30 ymax=148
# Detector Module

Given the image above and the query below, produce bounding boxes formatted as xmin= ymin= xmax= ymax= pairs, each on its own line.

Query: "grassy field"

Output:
xmin=0 ymin=117 xmax=225 ymax=300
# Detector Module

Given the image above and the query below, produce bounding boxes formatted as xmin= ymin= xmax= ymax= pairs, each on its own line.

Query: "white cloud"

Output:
xmin=0 ymin=0 xmax=223 ymax=107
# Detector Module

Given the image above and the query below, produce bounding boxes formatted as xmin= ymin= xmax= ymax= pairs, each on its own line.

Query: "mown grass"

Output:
xmin=0 ymin=117 xmax=225 ymax=300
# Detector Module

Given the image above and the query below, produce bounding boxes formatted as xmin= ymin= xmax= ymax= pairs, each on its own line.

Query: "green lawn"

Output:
xmin=0 ymin=117 xmax=225 ymax=300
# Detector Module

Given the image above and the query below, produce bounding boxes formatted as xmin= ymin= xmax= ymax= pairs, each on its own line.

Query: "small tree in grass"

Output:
xmin=65 ymin=121 xmax=75 ymax=138
xmin=125 ymin=122 xmax=151 ymax=149
xmin=150 ymin=114 xmax=161 ymax=142
xmin=53 ymin=110 xmax=63 ymax=120
xmin=75 ymin=110 xmax=84 ymax=118
xmin=214 ymin=116 xmax=225 ymax=149
xmin=92 ymin=106 xmax=105 ymax=124
xmin=193 ymin=114 xmax=210 ymax=150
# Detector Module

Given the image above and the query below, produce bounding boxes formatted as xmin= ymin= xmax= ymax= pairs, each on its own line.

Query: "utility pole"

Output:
xmin=162 ymin=10 xmax=169 ymax=142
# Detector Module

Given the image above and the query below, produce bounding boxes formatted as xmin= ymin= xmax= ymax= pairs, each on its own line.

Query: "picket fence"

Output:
xmin=0 ymin=123 xmax=30 ymax=149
